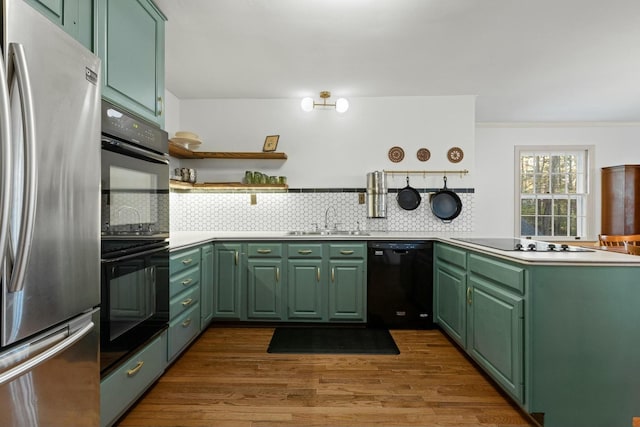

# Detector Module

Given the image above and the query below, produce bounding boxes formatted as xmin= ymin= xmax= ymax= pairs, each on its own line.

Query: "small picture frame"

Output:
xmin=263 ymin=135 xmax=279 ymax=152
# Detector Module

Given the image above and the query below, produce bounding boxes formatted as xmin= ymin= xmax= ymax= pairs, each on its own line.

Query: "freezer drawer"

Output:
xmin=0 ymin=310 xmax=99 ymax=427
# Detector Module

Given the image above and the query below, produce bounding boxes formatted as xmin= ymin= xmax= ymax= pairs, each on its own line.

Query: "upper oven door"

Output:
xmin=101 ymin=138 xmax=169 ymax=239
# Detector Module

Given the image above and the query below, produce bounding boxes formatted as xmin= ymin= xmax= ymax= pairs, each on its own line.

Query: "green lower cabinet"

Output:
xmin=434 ymin=260 xmax=467 ymax=347
xmin=247 ymin=258 xmax=284 ymax=320
xmin=467 ymin=275 xmax=524 ymax=403
xmin=287 ymin=258 xmax=325 ymax=320
xmin=213 ymin=243 xmax=244 ymax=319
xmin=200 ymin=243 xmax=214 ymax=328
xmin=328 ymin=259 xmax=365 ymax=321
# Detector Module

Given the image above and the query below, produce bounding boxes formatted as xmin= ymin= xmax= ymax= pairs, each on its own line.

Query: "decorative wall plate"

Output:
xmin=447 ymin=147 xmax=464 ymax=163
xmin=388 ymin=146 xmax=405 ymax=163
xmin=416 ymin=148 xmax=431 ymax=162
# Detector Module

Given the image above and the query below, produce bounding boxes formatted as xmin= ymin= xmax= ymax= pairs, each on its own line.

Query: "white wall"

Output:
xmin=172 ymin=96 xmax=476 ymax=189
xmin=475 ymin=124 xmax=640 ymax=239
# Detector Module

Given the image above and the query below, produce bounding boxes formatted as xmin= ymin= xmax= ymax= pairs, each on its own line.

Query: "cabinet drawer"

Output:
xmin=167 ymin=303 xmax=200 ymax=361
xmin=247 ymin=243 xmax=283 ymax=257
xmin=469 ymin=254 xmax=525 ymax=294
xmin=170 ymin=248 xmax=200 ymax=275
xmin=170 ymin=266 xmax=200 ymax=297
xmin=436 ymin=244 xmax=467 ymax=269
xmin=100 ymin=332 xmax=166 ymax=427
xmin=328 ymin=243 xmax=365 ymax=258
xmin=288 ymin=243 xmax=323 ymax=258
xmin=169 ymin=285 xmax=200 ymax=319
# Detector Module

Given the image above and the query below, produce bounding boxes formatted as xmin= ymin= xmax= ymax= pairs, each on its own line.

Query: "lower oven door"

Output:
xmin=100 ymin=244 xmax=169 ymax=374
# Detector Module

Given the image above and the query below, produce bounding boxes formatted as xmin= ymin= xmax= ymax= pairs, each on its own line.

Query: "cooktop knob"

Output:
xmin=528 ymin=243 xmax=537 ymax=251
xmin=515 ymin=243 xmax=523 ymax=250
xmin=561 ymin=244 xmax=569 ymax=251
xmin=547 ymin=243 xmax=556 ymax=250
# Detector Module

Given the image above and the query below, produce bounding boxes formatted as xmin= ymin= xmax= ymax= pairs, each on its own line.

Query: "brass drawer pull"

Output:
xmin=467 ymin=287 xmax=472 ymax=305
xmin=316 ymin=267 xmax=320 ymax=282
xmin=331 ymin=267 xmax=335 ymax=282
xmin=235 ymin=250 xmax=239 ymax=265
xmin=340 ymin=250 xmax=355 ymax=255
xmin=298 ymin=249 xmax=313 ymax=255
xmin=127 ymin=361 xmax=144 ymax=377
xmin=182 ymin=298 xmax=193 ymax=307
xmin=181 ymin=258 xmax=193 ymax=265
xmin=181 ymin=278 xmax=193 ymax=286
xmin=256 ymin=249 xmax=272 ymax=254
xmin=276 ymin=267 xmax=280 ymax=282
xmin=182 ymin=318 xmax=192 ymax=328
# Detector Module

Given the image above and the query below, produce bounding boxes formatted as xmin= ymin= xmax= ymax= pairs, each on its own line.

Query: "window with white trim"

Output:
xmin=516 ymin=146 xmax=593 ymax=239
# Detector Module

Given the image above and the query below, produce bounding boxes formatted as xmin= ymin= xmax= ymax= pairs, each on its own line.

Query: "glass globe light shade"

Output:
xmin=335 ymin=98 xmax=349 ymax=113
xmin=301 ymin=97 xmax=314 ymax=112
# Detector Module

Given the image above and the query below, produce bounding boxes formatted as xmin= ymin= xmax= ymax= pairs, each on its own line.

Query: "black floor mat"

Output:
xmin=267 ymin=327 xmax=400 ymax=355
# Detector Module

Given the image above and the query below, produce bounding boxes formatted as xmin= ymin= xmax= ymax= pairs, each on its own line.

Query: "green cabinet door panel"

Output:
xmin=247 ymin=258 xmax=284 ymax=320
xmin=287 ymin=259 xmax=325 ymax=320
xmin=26 ymin=0 xmax=94 ymax=50
xmin=467 ymin=275 xmax=524 ymax=403
xmin=200 ymin=244 xmax=214 ymax=328
xmin=328 ymin=260 xmax=365 ymax=321
xmin=213 ymin=244 xmax=243 ymax=319
xmin=97 ymin=0 xmax=165 ymax=126
xmin=434 ymin=261 xmax=466 ymax=347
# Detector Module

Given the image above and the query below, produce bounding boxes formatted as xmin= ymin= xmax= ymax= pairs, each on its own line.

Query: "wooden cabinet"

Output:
xmin=200 ymin=243 xmax=214 ymax=328
xmin=100 ymin=331 xmax=166 ymax=427
xmin=434 ymin=243 xmax=525 ymax=404
xmin=96 ymin=0 xmax=166 ymax=127
xmin=213 ymin=243 xmax=244 ymax=320
xmin=247 ymin=243 xmax=284 ymax=320
xmin=601 ymin=164 xmax=640 ymax=235
xmin=26 ymin=0 xmax=94 ymax=50
xmin=327 ymin=243 xmax=366 ymax=321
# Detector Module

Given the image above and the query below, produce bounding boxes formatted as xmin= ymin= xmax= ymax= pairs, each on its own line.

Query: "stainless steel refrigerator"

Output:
xmin=0 ymin=1 xmax=101 ymax=426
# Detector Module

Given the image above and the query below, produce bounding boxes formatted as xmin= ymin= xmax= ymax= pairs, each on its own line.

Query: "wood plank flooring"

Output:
xmin=117 ymin=327 xmax=535 ymax=427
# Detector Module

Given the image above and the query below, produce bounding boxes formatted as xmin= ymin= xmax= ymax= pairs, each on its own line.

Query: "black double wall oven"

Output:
xmin=100 ymin=100 xmax=170 ymax=376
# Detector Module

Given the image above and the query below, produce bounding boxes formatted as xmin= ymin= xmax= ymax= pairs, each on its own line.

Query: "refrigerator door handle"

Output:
xmin=6 ymin=43 xmax=37 ymax=293
xmin=0 ymin=50 xmax=12 ymax=268
xmin=0 ymin=320 xmax=94 ymax=386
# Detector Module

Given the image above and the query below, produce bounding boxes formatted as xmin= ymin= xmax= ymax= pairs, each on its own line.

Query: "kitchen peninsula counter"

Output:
xmin=170 ymin=231 xmax=640 ymax=265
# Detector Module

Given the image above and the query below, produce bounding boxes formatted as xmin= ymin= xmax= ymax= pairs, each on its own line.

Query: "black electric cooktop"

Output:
xmin=452 ymin=237 xmax=594 ymax=252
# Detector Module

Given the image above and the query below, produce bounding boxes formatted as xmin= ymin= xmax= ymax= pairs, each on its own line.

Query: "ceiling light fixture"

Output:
xmin=301 ymin=91 xmax=349 ymax=113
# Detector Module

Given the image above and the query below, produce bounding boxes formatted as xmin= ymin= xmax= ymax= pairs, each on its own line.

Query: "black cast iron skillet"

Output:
xmin=397 ymin=176 xmax=421 ymax=210
xmin=430 ymin=176 xmax=462 ymax=222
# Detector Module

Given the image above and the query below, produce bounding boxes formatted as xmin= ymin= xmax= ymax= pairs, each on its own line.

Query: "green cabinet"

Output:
xmin=434 ymin=243 xmax=525 ymax=404
xmin=287 ymin=243 xmax=324 ymax=320
xmin=327 ymin=243 xmax=366 ymax=321
xmin=26 ymin=0 xmax=94 ymax=50
xmin=200 ymin=243 xmax=214 ymax=328
xmin=247 ymin=243 xmax=284 ymax=320
xmin=96 ymin=0 xmax=166 ymax=127
xmin=213 ymin=243 xmax=244 ymax=320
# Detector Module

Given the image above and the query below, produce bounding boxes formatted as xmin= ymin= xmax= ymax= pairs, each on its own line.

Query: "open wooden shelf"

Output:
xmin=169 ymin=142 xmax=288 ymax=160
xmin=170 ymin=179 xmax=288 ymax=191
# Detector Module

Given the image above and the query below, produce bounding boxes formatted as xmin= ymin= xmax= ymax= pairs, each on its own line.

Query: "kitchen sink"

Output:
xmin=286 ymin=230 xmax=370 ymax=236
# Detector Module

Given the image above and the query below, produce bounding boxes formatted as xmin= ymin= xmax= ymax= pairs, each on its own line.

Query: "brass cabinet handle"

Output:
xmin=467 ymin=287 xmax=472 ymax=305
xmin=182 ymin=298 xmax=193 ymax=307
xmin=181 ymin=258 xmax=193 ymax=265
xmin=181 ymin=278 xmax=193 ymax=286
xmin=298 ymin=249 xmax=313 ymax=255
xmin=157 ymin=96 xmax=164 ymax=115
xmin=316 ymin=267 xmax=320 ymax=282
xmin=127 ymin=361 xmax=144 ymax=377
xmin=257 ymin=249 xmax=272 ymax=254
xmin=182 ymin=318 xmax=192 ymax=328
xmin=340 ymin=250 xmax=354 ymax=255
xmin=234 ymin=250 xmax=239 ymax=265
xmin=276 ymin=267 xmax=280 ymax=282
xmin=331 ymin=267 xmax=335 ymax=282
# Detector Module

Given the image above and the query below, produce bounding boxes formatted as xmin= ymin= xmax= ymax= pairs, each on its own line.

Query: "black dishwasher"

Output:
xmin=367 ymin=241 xmax=434 ymax=329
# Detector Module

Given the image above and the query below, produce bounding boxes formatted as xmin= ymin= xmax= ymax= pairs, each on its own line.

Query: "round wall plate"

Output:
xmin=388 ymin=146 xmax=405 ymax=163
xmin=447 ymin=147 xmax=464 ymax=163
xmin=417 ymin=148 xmax=431 ymax=162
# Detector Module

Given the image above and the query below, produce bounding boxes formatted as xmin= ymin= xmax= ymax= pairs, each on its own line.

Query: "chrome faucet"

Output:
xmin=116 ymin=205 xmax=142 ymax=231
xmin=324 ymin=206 xmax=337 ymax=230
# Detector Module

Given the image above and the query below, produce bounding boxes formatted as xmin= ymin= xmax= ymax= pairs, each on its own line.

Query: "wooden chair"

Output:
xmin=598 ymin=234 xmax=640 ymax=247
xmin=626 ymin=244 xmax=640 ymax=256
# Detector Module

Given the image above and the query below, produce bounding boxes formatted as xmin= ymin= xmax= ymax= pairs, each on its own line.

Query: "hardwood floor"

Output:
xmin=118 ymin=327 xmax=535 ymax=427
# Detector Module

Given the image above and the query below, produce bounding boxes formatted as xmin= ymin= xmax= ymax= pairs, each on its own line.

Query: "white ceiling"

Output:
xmin=155 ymin=0 xmax=640 ymax=123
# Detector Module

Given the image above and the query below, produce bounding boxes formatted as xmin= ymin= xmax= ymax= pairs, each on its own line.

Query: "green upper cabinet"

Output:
xmin=96 ymin=0 xmax=166 ymax=127
xmin=25 ymin=0 xmax=94 ymax=50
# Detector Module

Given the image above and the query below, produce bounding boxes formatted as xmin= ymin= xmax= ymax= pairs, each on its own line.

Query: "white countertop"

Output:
xmin=170 ymin=231 xmax=640 ymax=266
